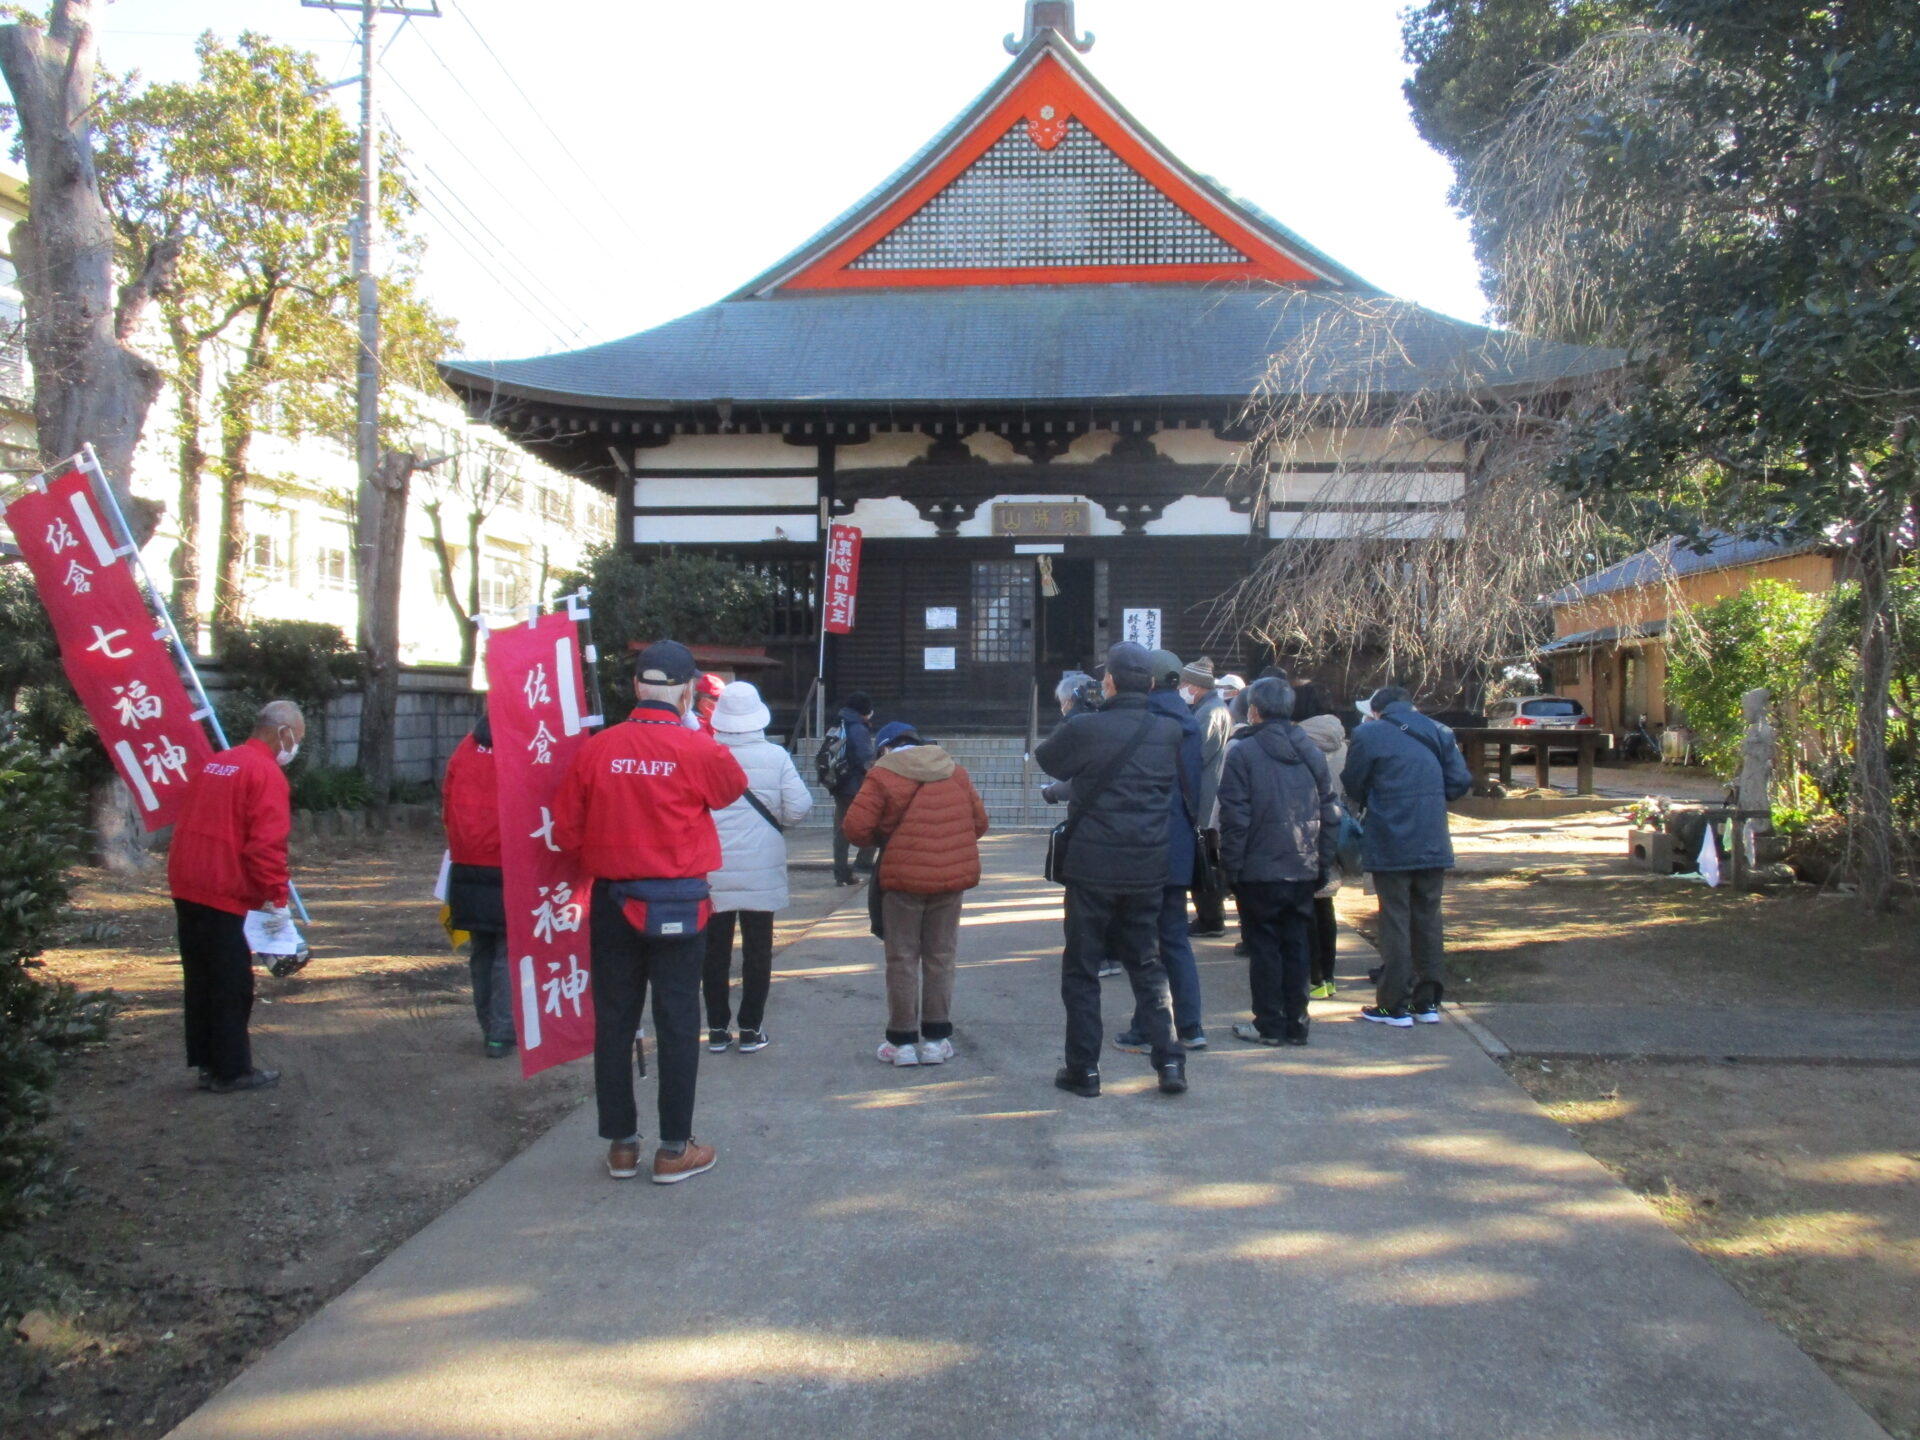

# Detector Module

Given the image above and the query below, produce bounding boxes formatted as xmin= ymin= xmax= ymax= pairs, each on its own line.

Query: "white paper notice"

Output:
xmin=1122 ymin=608 xmax=1162 ymax=649
xmin=924 ymin=647 xmax=957 ymax=671
xmin=244 ymin=909 xmax=302 ymax=956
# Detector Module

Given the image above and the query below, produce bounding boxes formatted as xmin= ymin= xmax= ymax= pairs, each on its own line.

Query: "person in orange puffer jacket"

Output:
xmin=842 ymin=722 xmax=989 ymax=1069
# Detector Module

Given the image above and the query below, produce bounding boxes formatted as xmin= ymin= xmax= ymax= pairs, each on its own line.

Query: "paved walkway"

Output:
xmin=1456 ymin=1002 xmax=1920 ymax=1065
xmin=167 ymin=836 xmax=1884 ymax=1440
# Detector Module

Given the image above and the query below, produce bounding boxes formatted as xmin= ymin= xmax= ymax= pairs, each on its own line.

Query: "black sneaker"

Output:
xmin=484 ymin=1039 xmax=515 ymax=1059
xmin=1410 ymin=1005 xmax=1441 ymax=1025
xmin=1233 ymin=940 xmax=1250 ymax=957
xmin=1190 ymin=926 xmax=1228 ymax=939
xmin=1367 ymin=966 xmax=1383 ymax=984
xmin=209 ymin=1067 xmax=280 ymax=1093
xmin=1112 ymin=1029 xmax=1151 ymax=1054
xmin=1054 ymin=1066 xmax=1100 ymax=1098
xmin=707 ymin=1028 xmax=732 ymax=1052
xmin=737 ymin=1028 xmax=770 ymax=1052
xmin=1360 ymin=1005 xmax=1414 ymax=1029
xmin=1284 ymin=1019 xmax=1311 ymax=1047
xmin=1178 ymin=1029 xmax=1209 ymax=1051
xmin=1156 ymin=1058 xmax=1188 ymax=1095
xmin=1231 ymin=1022 xmax=1282 ymax=1047
xmin=1096 ymin=960 xmax=1123 ymax=978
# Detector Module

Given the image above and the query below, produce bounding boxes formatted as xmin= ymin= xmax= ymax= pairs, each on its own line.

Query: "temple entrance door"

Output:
xmin=967 ymin=559 xmax=1038 ymax=716
xmin=1036 ymin=557 xmax=1097 ymax=698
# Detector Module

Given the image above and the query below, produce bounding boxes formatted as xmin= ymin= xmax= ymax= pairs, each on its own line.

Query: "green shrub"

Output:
xmin=219 ymin=618 xmax=363 ymax=710
xmin=0 ymin=720 xmax=113 ymax=1239
xmin=289 ymin=763 xmax=372 ymax=813
xmin=553 ymin=547 xmax=773 ymax=720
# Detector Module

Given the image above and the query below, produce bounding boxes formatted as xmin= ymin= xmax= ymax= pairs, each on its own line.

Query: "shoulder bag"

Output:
xmin=1175 ymin=745 xmax=1223 ymax=899
xmin=1044 ymin=712 xmax=1157 ymax=885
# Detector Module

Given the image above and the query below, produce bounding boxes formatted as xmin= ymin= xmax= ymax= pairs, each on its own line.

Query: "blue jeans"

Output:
xmin=1133 ymin=885 xmax=1203 ymax=1037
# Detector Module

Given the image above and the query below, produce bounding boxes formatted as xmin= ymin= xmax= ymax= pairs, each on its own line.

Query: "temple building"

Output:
xmin=440 ymin=2 xmax=1611 ymax=729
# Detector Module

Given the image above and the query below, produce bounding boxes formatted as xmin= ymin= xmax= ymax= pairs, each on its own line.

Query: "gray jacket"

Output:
xmin=1192 ymin=688 xmax=1234 ymax=829
xmin=1217 ymin=720 xmax=1338 ymax=885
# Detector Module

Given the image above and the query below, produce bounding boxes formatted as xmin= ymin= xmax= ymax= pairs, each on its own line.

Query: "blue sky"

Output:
xmin=83 ymin=0 xmax=1487 ymax=362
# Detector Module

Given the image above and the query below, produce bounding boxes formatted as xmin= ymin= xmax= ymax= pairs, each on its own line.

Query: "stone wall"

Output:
xmin=198 ymin=664 xmax=482 ymax=788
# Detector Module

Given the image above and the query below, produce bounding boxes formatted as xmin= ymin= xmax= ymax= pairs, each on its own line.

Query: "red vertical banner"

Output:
xmin=823 ymin=523 xmax=862 ymax=634
xmin=484 ymin=611 xmax=597 ymax=1077
xmin=3 ymin=469 xmax=213 ymax=829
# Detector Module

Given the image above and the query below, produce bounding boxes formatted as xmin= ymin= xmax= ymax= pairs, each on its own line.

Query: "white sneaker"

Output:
xmin=918 ymin=1038 xmax=953 ymax=1064
xmin=877 ymin=1041 xmax=920 ymax=1066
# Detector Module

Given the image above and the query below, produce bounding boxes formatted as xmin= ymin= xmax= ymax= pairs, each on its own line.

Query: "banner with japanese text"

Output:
xmin=823 ymin=523 xmax=861 ymax=634
xmin=485 ymin=610 xmax=596 ymax=1077
xmin=3 ymin=469 xmax=212 ymax=829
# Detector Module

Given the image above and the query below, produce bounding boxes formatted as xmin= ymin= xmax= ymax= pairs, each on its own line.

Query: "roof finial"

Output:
xmin=1005 ymin=1 xmax=1094 ymax=55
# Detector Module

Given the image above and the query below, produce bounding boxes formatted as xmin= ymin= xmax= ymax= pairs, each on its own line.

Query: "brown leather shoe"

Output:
xmin=606 ymin=1140 xmax=641 ymax=1179
xmin=651 ymin=1139 xmax=716 ymax=1185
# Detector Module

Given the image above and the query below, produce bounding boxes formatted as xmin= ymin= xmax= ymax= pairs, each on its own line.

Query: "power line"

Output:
xmin=374 ymin=94 xmax=605 ymax=346
xmin=396 ymin=165 xmax=587 ymax=354
xmin=393 ymin=143 xmax=601 ymax=343
xmin=447 ymin=1 xmax=643 ymax=238
xmin=400 ymin=23 xmax=635 ymax=277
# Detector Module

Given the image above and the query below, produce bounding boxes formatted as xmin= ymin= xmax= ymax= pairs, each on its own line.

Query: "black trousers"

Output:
xmin=589 ymin=885 xmax=703 ymax=1145
xmin=832 ymin=794 xmax=876 ymax=883
xmin=1236 ymin=880 xmax=1316 ymax=1039
xmin=1311 ymin=895 xmax=1338 ymax=986
xmin=702 ymin=909 xmax=774 ymax=1031
xmin=1061 ymin=884 xmax=1181 ymax=1072
xmin=175 ymin=899 xmax=254 ymax=1082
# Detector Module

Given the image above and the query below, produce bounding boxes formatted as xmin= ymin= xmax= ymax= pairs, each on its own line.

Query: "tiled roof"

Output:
xmin=438 ymin=287 xmax=1619 ymax=410
xmin=1546 ymin=533 xmax=1828 ymax=605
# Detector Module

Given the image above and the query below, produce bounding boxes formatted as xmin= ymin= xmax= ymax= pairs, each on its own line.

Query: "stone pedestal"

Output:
xmin=1628 ymin=829 xmax=1675 ymax=872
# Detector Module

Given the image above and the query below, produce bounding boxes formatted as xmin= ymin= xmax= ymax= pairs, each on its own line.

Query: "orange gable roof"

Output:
xmin=749 ymin=40 xmax=1350 ymax=296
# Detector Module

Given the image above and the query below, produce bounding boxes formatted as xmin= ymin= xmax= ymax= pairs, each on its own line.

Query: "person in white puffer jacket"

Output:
xmin=702 ymin=682 xmax=814 ymax=1053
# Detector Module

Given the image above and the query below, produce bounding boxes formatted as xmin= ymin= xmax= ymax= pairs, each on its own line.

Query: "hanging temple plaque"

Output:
xmin=992 ymin=502 xmax=1091 ymax=537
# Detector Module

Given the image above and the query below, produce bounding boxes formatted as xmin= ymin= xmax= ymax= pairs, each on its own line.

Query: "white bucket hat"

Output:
xmin=710 ymin=680 xmax=771 ymax=733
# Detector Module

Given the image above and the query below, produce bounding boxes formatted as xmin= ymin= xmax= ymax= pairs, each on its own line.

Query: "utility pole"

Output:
xmin=300 ymin=0 xmax=439 ymax=807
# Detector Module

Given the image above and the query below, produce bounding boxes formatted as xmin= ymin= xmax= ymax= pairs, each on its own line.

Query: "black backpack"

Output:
xmin=816 ymin=721 xmax=853 ymax=789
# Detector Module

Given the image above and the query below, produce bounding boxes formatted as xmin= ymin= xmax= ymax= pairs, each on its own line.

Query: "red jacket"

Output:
xmin=442 ymin=735 xmax=502 ymax=867
xmin=167 ymin=737 xmax=291 ymax=915
xmin=551 ymin=703 xmax=748 ymax=880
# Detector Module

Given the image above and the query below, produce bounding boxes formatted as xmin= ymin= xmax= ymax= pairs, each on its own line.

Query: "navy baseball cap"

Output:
xmin=1105 ymin=641 xmax=1154 ymax=681
xmin=635 ymin=639 xmax=697 ymax=685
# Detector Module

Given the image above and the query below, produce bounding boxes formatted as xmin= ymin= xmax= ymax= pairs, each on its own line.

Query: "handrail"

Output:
xmin=789 ymin=674 xmax=821 ymax=757
xmin=1023 ymin=679 xmax=1040 ymax=827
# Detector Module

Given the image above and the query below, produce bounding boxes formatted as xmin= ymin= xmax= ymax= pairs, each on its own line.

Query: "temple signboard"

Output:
xmin=992 ymin=502 xmax=1091 ymax=538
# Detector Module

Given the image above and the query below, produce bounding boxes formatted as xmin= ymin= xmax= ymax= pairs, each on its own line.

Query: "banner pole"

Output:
xmin=75 ymin=447 xmax=310 ymax=926
xmin=816 ymin=510 xmax=831 ymax=745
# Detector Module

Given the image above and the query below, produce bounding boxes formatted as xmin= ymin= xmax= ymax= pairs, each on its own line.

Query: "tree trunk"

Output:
xmin=0 ymin=2 xmax=174 ymax=540
xmin=166 ymin=308 xmax=207 ymax=649
xmin=1852 ymin=519 xmax=1897 ymax=912
xmin=211 ymin=293 xmax=275 ymax=646
xmin=356 ymin=448 xmax=415 ymax=811
xmin=423 ymin=497 xmax=474 ymax=662
xmin=462 ymin=507 xmax=482 ymax=669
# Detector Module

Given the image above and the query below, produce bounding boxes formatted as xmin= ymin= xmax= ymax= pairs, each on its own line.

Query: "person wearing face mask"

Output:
xmin=166 ymin=699 xmax=305 ymax=1094
xmin=1178 ymin=656 xmax=1235 ymax=939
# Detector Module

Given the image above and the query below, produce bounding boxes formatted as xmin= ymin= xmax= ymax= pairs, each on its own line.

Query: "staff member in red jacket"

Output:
xmin=167 ymin=700 xmax=303 ymax=1093
xmin=552 ymin=640 xmax=747 ymax=1184
xmin=443 ymin=709 xmax=513 ymax=1058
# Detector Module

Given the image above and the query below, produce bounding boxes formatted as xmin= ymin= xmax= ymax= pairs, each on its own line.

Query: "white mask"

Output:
xmin=276 ymin=727 xmax=300 ymax=767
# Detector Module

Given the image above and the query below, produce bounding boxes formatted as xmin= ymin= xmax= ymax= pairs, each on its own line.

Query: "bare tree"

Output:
xmin=421 ymin=431 xmax=513 ymax=669
xmin=1226 ymin=291 xmax=1621 ymax=701
xmin=0 ymin=0 xmax=177 ymax=538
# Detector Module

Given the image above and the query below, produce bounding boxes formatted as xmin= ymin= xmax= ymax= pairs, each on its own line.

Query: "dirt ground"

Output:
xmin=1337 ymin=806 xmax=1920 ymax=1439
xmin=1 ymin=830 xmax=849 ymax=1440
xmin=1512 ymin=1060 xmax=1920 ymax=1440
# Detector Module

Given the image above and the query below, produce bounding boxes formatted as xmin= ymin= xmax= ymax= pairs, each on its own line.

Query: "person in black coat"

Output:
xmin=831 ymin=692 xmax=879 ymax=886
xmin=1217 ymin=677 xmax=1338 ymax=1046
xmin=1034 ymin=642 xmax=1189 ymax=1099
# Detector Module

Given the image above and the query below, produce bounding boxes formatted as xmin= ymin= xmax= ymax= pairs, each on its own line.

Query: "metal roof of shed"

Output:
xmin=1545 ymin=534 xmax=1828 ymax=606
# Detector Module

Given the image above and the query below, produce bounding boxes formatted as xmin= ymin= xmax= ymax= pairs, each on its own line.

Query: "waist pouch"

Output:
xmin=607 ymin=877 xmax=712 ymax=938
